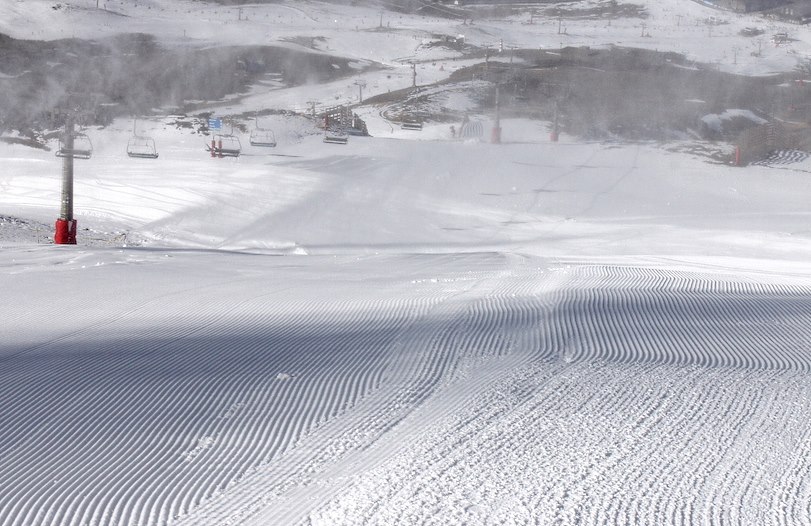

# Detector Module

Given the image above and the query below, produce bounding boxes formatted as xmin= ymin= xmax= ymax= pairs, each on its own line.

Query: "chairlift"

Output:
xmin=345 ymin=116 xmax=368 ymax=136
xmin=250 ymin=128 xmax=277 ymax=147
xmin=323 ymin=128 xmax=348 ymax=144
xmin=209 ymin=134 xmax=242 ymax=157
xmin=345 ymin=126 xmax=367 ymax=136
xmin=56 ymin=132 xmax=93 ymax=159
xmin=401 ymin=121 xmax=423 ymax=131
xmin=127 ymin=135 xmax=159 ymax=159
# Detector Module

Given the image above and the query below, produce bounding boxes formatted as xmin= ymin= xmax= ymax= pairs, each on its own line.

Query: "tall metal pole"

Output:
xmin=491 ymin=85 xmax=501 ymax=144
xmin=354 ymin=80 xmax=366 ymax=102
xmin=551 ymin=100 xmax=560 ymax=142
xmin=61 ymin=119 xmax=74 ymax=221
xmin=55 ymin=115 xmax=77 ymax=244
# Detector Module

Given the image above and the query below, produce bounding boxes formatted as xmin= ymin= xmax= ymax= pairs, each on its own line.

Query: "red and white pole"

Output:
xmin=54 ymin=115 xmax=77 ymax=244
xmin=211 ymin=138 xmax=216 ymax=158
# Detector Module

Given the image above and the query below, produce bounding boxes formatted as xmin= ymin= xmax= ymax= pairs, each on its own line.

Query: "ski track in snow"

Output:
xmin=3 ymin=252 xmax=811 ymax=525
xmin=305 ymin=263 xmax=811 ymax=526
xmin=6 ymin=0 xmax=811 ymax=521
xmin=751 ymin=150 xmax=811 ymax=167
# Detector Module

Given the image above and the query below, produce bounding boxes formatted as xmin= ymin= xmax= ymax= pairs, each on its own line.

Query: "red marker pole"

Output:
xmin=218 ymin=138 xmax=223 ymax=158
xmin=55 ymin=115 xmax=77 ymax=244
xmin=211 ymin=138 xmax=216 ymax=158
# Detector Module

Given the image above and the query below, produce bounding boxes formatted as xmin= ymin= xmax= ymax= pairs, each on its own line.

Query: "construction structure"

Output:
xmin=320 ymin=105 xmax=369 ymax=136
xmin=735 ymin=121 xmax=800 ymax=165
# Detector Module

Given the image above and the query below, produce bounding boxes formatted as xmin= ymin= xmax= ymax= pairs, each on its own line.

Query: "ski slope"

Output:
xmin=5 ymin=246 xmax=811 ymax=525
xmin=5 ymin=121 xmax=811 ymax=525
xmin=4 ymin=0 xmax=811 ymax=525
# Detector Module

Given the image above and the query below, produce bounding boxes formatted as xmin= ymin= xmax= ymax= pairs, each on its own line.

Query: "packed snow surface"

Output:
xmin=4 ymin=1 xmax=811 ymax=525
xmin=6 ymin=122 xmax=811 ymax=525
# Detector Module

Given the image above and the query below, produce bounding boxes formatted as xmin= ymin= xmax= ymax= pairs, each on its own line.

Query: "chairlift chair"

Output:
xmin=56 ymin=132 xmax=93 ymax=159
xmin=212 ymin=134 xmax=242 ymax=157
xmin=401 ymin=121 xmax=423 ymax=131
xmin=250 ymin=128 xmax=277 ymax=147
xmin=127 ymin=135 xmax=159 ymax=159
xmin=323 ymin=128 xmax=348 ymax=144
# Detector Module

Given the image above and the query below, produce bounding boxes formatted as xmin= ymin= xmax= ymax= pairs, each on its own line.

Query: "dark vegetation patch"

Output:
xmin=0 ymin=135 xmax=51 ymax=150
xmin=544 ymin=1 xmax=647 ymax=20
xmin=204 ymin=0 xmax=470 ymax=19
xmin=279 ymin=36 xmax=329 ymax=50
xmin=664 ymin=142 xmax=736 ymax=164
xmin=433 ymin=0 xmax=646 ymax=21
xmin=448 ymin=46 xmax=809 ymax=141
xmin=0 ymin=32 xmax=373 ymax=132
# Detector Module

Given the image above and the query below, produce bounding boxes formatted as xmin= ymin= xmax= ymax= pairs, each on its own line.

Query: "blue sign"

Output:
xmin=208 ymin=118 xmax=222 ymax=130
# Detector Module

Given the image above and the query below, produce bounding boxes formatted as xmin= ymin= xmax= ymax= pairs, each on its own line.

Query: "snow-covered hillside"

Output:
xmin=4 ymin=1 xmax=811 ymax=525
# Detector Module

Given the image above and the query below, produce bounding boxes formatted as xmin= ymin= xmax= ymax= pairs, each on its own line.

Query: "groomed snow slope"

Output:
xmin=5 ymin=249 xmax=811 ymax=526
xmin=5 ymin=120 xmax=811 ymax=525
xmin=5 ymin=0 xmax=811 ymax=524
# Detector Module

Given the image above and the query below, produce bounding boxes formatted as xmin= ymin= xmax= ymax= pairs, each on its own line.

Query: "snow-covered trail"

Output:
xmin=5 ymin=0 xmax=811 ymax=523
xmin=309 ymin=358 xmax=811 ymax=526
xmin=303 ymin=261 xmax=811 ymax=526
xmin=7 ymin=121 xmax=811 ymax=262
xmin=4 ymin=245 xmax=811 ymax=526
xmin=1 ymin=249 xmax=541 ymax=526
xmin=6 ymin=109 xmax=811 ymax=525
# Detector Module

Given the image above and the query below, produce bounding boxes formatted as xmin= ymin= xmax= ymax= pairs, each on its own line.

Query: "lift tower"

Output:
xmin=55 ymin=115 xmax=77 ymax=244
